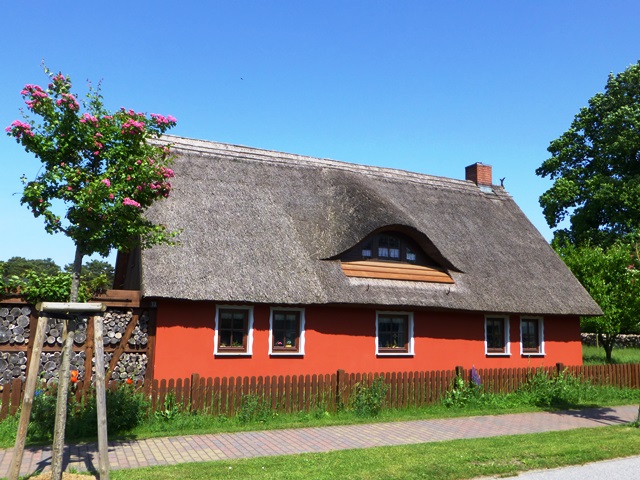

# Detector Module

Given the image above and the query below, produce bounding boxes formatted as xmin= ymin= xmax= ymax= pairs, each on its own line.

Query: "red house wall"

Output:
xmin=152 ymin=300 xmax=583 ymax=380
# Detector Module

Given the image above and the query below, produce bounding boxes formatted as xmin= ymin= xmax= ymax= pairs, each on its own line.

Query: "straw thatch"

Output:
xmin=133 ymin=136 xmax=601 ymax=316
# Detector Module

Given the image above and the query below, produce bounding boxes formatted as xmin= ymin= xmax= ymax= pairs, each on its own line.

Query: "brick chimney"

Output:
xmin=465 ymin=163 xmax=492 ymax=187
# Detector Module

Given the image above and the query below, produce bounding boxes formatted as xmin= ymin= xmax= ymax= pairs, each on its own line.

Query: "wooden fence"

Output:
xmin=1 ymin=363 xmax=639 ymax=421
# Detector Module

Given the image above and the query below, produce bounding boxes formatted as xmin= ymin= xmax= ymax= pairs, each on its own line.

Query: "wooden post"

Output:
xmin=94 ymin=314 xmax=110 ymax=479
xmin=50 ymin=315 xmax=77 ymax=480
xmin=8 ymin=313 xmax=47 ymax=480
xmin=336 ymin=369 xmax=345 ymax=409
xmin=191 ymin=373 xmax=201 ymax=413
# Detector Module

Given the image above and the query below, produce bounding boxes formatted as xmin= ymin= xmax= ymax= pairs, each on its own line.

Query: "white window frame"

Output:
xmin=376 ymin=311 xmax=415 ymax=356
xmin=269 ymin=307 xmax=305 ymax=356
xmin=214 ymin=305 xmax=254 ymax=356
xmin=485 ymin=315 xmax=510 ymax=356
xmin=520 ymin=316 xmax=545 ymax=356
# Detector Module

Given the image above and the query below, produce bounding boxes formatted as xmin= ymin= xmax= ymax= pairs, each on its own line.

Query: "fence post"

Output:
xmin=336 ymin=369 xmax=345 ymax=409
xmin=191 ymin=373 xmax=200 ymax=413
xmin=455 ymin=366 xmax=464 ymax=382
xmin=556 ymin=363 xmax=565 ymax=376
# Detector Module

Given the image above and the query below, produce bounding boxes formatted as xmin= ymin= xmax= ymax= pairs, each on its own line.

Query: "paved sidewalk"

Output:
xmin=0 ymin=405 xmax=637 ymax=478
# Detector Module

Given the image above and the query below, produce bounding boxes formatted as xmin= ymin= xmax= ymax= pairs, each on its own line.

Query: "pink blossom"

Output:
xmin=101 ymin=178 xmax=111 ymax=187
xmin=56 ymin=93 xmax=79 ymax=110
xmin=109 ymin=193 xmax=115 ymax=200
xmin=80 ymin=113 xmax=99 ymax=125
xmin=122 ymin=197 xmax=141 ymax=208
xmin=6 ymin=120 xmax=35 ymax=138
xmin=67 ymin=186 xmax=72 ymax=191
xmin=121 ymin=119 xmax=145 ymax=135
xmin=160 ymin=167 xmax=174 ymax=178
xmin=150 ymin=113 xmax=178 ymax=125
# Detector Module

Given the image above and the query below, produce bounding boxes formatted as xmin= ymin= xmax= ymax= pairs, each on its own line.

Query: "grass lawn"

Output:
xmin=582 ymin=345 xmax=640 ymax=364
xmin=107 ymin=425 xmax=640 ymax=480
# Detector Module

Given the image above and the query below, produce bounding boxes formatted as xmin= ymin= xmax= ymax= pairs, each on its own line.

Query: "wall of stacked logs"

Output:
xmin=0 ymin=291 xmax=152 ymax=389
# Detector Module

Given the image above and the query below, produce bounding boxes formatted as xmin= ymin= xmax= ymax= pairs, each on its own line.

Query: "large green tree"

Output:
xmin=556 ymin=241 xmax=640 ymax=362
xmin=1 ymin=256 xmax=60 ymax=278
xmin=536 ymin=61 xmax=640 ymax=247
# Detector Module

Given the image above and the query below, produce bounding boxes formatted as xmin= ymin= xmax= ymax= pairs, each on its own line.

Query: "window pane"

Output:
xmin=522 ymin=319 xmax=539 ymax=352
xmin=378 ymin=315 xmax=408 ymax=351
xmin=218 ymin=309 xmax=248 ymax=351
xmin=486 ymin=318 xmax=505 ymax=351
xmin=272 ymin=311 xmax=300 ymax=351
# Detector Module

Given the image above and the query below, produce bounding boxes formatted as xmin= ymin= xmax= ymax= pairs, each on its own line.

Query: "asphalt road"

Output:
xmin=496 ymin=455 xmax=640 ymax=479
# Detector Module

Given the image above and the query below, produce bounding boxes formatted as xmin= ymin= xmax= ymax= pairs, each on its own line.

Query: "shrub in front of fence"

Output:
xmin=25 ymin=381 xmax=149 ymax=442
xmin=351 ymin=376 xmax=389 ymax=417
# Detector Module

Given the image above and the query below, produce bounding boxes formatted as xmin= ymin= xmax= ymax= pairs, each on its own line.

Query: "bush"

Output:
xmin=351 ymin=376 xmax=388 ymax=417
xmin=237 ymin=394 xmax=273 ymax=424
xmin=443 ymin=370 xmax=485 ymax=408
xmin=516 ymin=369 xmax=595 ymax=409
xmin=28 ymin=382 xmax=149 ymax=442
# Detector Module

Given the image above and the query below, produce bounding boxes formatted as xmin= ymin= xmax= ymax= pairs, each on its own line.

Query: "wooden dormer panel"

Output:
xmin=341 ymin=260 xmax=454 ymax=283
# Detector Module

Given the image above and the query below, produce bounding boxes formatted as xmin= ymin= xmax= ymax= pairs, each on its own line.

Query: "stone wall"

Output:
xmin=581 ymin=333 xmax=640 ymax=348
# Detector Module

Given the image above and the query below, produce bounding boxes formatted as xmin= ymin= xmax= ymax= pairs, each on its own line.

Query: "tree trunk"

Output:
xmin=598 ymin=333 xmax=615 ymax=364
xmin=50 ymin=247 xmax=84 ymax=480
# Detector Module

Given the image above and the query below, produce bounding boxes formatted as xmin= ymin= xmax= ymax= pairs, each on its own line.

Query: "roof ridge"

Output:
xmin=160 ymin=135 xmax=503 ymax=195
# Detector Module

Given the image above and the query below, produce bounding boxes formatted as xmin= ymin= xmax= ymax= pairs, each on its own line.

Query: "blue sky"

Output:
xmin=1 ymin=1 xmax=639 ymax=268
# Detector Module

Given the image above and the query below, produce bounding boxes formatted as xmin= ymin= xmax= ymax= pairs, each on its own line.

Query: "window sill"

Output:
xmin=215 ymin=351 xmax=252 ymax=357
xmin=521 ymin=352 xmax=545 ymax=357
xmin=270 ymin=351 xmax=304 ymax=357
xmin=485 ymin=352 xmax=511 ymax=357
xmin=376 ymin=352 xmax=414 ymax=357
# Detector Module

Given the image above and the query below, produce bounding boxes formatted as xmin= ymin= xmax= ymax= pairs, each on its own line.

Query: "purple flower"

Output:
xmin=470 ymin=366 xmax=482 ymax=387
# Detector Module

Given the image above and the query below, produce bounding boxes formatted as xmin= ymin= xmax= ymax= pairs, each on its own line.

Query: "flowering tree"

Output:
xmin=6 ymin=67 xmax=177 ymax=299
xmin=6 ymin=66 xmax=178 ymax=480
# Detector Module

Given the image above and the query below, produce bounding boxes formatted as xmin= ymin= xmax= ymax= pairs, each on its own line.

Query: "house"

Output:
xmin=115 ymin=136 xmax=601 ymax=381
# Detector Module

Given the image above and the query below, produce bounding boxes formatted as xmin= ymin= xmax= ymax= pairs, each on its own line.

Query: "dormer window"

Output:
xmin=356 ymin=233 xmax=418 ymax=264
xmin=336 ymin=230 xmax=455 ymax=284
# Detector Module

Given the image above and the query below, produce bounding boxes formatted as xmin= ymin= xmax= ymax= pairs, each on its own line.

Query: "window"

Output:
xmin=270 ymin=308 xmax=305 ymax=355
xmin=215 ymin=306 xmax=253 ymax=355
xmin=485 ymin=316 xmax=509 ymax=355
xmin=521 ymin=317 xmax=544 ymax=355
xmin=376 ymin=312 xmax=414 ymax=355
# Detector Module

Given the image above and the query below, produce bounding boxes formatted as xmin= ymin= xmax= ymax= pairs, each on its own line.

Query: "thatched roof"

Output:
xmin=136 ymin=136 xmax=601 ymax=316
